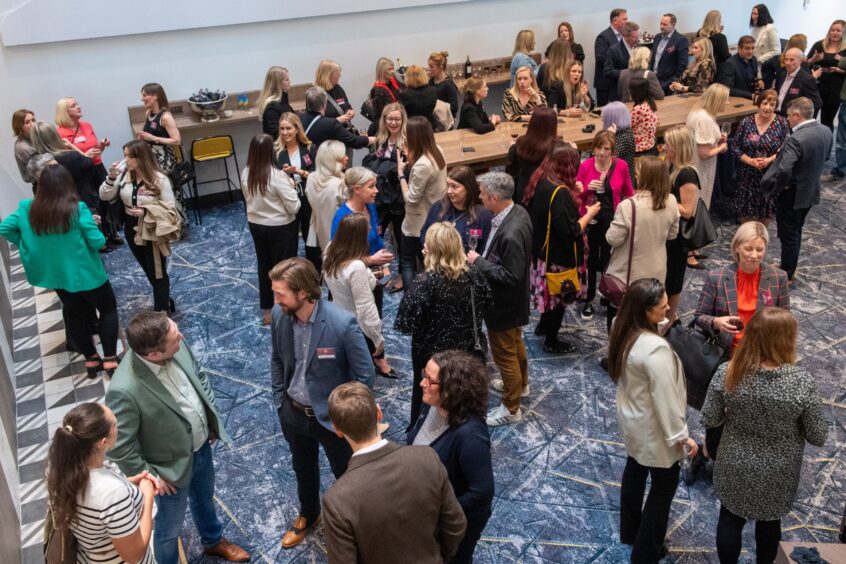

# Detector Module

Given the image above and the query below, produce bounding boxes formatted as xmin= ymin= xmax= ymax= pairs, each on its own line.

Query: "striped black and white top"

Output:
xmin=70 ymin=461 xmax=155 ymax=563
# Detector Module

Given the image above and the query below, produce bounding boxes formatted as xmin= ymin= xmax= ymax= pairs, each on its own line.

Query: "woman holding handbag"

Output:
xmin=524 ymin=141 xmax=600 ymax=353
xmin=604 ymin=157 xmax=679 ymax=332
xmin=576 ymin=130 xmax=634 ymax=321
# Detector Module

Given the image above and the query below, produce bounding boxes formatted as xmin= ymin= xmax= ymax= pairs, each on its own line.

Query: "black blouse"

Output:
xmin=394 ymin=266 xmax=492 ymax=357
xmin=399 ymin=86 xmax=439 ymax=128
xmin=457 ymin=101 xmax=495 ymax=134
xmin=430 ymin=77 xmax=459 ymax=117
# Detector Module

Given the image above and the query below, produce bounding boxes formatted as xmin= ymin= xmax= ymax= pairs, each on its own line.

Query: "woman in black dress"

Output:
xmin=138 ymin=83 xmax=181 ymax=174
xmin=807 ymin=20 xmax=846 ymax=129
xmin=457 ymin=78 xmax=502 ymax=134
xmin=697 ymin=10 xmax=731 ymax=67
xmin=395 ymin=222 xmax=491 ymax=427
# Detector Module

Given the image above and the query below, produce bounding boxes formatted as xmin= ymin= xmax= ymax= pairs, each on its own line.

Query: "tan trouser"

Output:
xmin=488 ymin=328 xmax=528 ymax=413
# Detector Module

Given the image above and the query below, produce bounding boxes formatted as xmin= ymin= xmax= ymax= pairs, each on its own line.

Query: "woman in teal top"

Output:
xmin=0 ymin=164 xmax=118 ymax=378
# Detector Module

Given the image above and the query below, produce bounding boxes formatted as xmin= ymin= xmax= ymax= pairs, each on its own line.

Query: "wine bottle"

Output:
xmin=396 ymin=58 xmax=407 ymax=77
xmin=464 ymin=55 xmax=472 ymax=79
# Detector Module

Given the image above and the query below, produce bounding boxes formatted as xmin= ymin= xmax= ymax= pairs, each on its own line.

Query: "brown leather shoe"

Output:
xmin=281 ymin=514 xmax=320 ymax=549
xmin=203 ymin=538 xmax=250 ymax=562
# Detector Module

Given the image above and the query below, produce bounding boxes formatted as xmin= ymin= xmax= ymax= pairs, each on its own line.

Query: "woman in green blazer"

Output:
xmin=0 ymin=163 xmax=118 ymax=377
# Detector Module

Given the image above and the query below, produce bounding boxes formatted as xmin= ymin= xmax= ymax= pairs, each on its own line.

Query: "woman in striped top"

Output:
xmin=47 ymin=402 xmax=156 ymax=564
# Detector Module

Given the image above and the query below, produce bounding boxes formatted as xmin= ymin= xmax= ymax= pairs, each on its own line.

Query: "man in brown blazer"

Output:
xmin=321 ymin=383 xmax=467 ymax=563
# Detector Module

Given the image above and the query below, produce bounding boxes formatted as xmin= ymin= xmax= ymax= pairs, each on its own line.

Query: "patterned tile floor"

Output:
xmin=14 ymin=177 xmax=846 ymax=563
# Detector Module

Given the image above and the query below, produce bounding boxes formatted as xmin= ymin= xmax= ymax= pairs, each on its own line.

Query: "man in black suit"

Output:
xmin=775 ymin=48 xmax=823 ymax=117
xmin=299 ymin=87 xmax=373 ymax=150
xmin=604 ymin=22 xmax=640 ymax=103
xmin=650 ymin=14 xmax=689 ymax=94
xmin=322 ymin=382 xmax=466 ymax=564
xmin=594 ymin=8 xmax=628 ymax=106
xmin=760 ymin=97 xmax=833 ymax=281
xmin=467 ymin=172 xmax=532 ymax=427
xmin=718 ymin=36 xmax=763 ymax=99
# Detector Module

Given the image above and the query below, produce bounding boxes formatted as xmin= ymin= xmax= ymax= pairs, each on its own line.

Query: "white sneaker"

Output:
xmin=486 ymin=403 xmax=522 ymax=426
xmin=491 ymin=379 xmax=529 ymax=397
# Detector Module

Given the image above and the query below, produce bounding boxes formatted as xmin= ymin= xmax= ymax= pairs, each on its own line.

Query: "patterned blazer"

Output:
xmin=694 ymin=263 xmax=790 ymax=351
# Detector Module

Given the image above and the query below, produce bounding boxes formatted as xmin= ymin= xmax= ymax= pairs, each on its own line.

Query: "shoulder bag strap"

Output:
xmin=326 ymin=95 xmax=346 ymax=117
xmin=469 ymin=279 xmax=482 ymax=351
xmin=625 ymin=197 xmax=636 ymax=286
xmin=544 ymin=185 xmax=565 ymax=265
xmin=304 ymin=115 xmax=319 ymax=136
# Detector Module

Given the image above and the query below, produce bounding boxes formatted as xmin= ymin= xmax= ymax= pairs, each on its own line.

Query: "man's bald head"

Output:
xmin=783 ymin=48 xmax=804 ymax=74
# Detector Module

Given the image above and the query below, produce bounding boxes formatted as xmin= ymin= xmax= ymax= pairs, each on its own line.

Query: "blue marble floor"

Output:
xmin=18 ymin=177 xmax=845 ymax=563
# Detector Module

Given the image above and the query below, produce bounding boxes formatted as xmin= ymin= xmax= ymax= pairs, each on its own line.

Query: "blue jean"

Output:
xmin=832 ymin=100 xmax=846 ymax=178
xmin=153 ymin=442 xmax=223 ymax=564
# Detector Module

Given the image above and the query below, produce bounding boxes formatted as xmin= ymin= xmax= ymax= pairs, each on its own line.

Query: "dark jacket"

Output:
xmin=270 ymin=299 xmax=374 ymax=431
xmin=299 ymin=110 xmax=369 ymax=150
xmin=430 ymin=77 xmax=459 ymax=117
xmin=55 ymin=151 xmax=100 ymax=211
xmin=594 ymin=27 xmax=620 ymax=90
xmin=407 ymin=408 xmax=494 ymax=518
xmin=400 ymin=85 xmax=439 ymax=128
xmin=528 ymin=179 xmax=583 ymax=266
xmin=760 ymin=120 xmax=833 ymax=210
xmin=276 ymin=143 xmax=316 ymax=173
xmin=707 ymin=32 xmax=731 ymax=67
xmin=603 ymin=40 xmax=631 ymax=102
xmin=324 ymin=84 xmax=353 ymax=119
xmin=322 ymin=441 xmax=467 ymax=564
xmin=261 ymin=93 xmax=294 ymax=138
xmin=717 ymin=54 xmax=759 ymax=99
xmin=421 ymin=201 xmax=493 ymax=252
xmin=474 ymin=204 xmax=532 ymax=331
xmin=458 ymin=100 xmax=495 ymax=134
xmin=507 ymin=144 xmax=543 ymax=207
xmin=774 ymin=68 xmax=823 ymax=116
xmin=649 ymin=31 xmax=689 ymax=92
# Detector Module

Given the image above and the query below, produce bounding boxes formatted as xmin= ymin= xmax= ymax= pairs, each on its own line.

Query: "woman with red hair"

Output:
xmin=523 ymin=140 xmax=600 ymax=352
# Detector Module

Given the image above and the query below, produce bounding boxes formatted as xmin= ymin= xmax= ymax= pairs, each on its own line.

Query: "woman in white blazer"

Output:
xmin=305 ymin=140 xmax=347 ymax=272
xmin=608 ymin=278 xmax=698 ymax=563
xmin=604 ymin=156 xmax=679 ymax=331
xmin=396 ymin=116 xmax=447 ymax=289
xmin=749 ymin=4 xmax=781 ymax=67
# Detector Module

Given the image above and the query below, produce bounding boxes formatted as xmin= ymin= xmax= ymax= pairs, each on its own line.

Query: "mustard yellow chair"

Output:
xmin=190 ymin=135 xmax=243 ymax=215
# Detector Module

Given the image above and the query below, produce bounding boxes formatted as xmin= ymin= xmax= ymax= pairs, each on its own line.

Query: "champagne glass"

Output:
xmin=468 ymin=228 xmax=482 ymax=252
xmin=721 ymin=122 xmax=732 ymax=138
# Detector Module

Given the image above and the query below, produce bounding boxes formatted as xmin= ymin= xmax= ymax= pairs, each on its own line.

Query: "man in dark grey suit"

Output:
xmin=604 ymin=22 xmax=640 ymax=103
xmin=269 ymin=257 xmax=375 ymax=548
xmin=322 ymin=382 xmax=466 ymax=564
xmin=467 ymin=172 xmax=532 ymax=427
xmin=761 ymin=97 xmax=833 ymax=281
xmin=594 ymin=8 xmax=628 ymax=107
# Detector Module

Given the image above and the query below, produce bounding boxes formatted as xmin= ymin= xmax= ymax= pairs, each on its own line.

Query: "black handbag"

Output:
xmin=666 ymin=320 xmax=729 ymax=410
xmin=679 ymin=197 xmax=717 ymax=251
xmin=599 ymin=198 xmax=635 ymax=308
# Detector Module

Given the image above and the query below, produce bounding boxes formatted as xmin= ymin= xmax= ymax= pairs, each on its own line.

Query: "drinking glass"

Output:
xmin=468 ymin=228 xmax=482 ymax=252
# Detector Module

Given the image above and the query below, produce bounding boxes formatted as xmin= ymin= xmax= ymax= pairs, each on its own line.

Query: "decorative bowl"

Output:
xmin=189 ymin=91 xmax=228 ymax=123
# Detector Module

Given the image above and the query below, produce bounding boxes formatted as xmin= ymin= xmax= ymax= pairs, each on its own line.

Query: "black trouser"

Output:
xmin=817 ymin=80 xmax=842 ymax=130
xmin=451 ymin=508 xmax=492 ymax=564
xmin=125 ymin=216 xmax=170 ymax=311
xmin=620 ymin=456 xmax=680 ymax=563
xmin=278 ymin=399 xmax=352 ymax=521
xmin=296 ymin=191 xmax=312 ymax=244
xmin=775 ymin=189 xmax=810 ymax=280
xmin=409 ymin=347 xmax=429 ymax=429
xmin=305 ymin=246 xmax=323 ymax=274
xmin=537 ymin=308 xmax=565 ymax=346
xmin=379 ymin=209 xmax=404 ymax=255
xmin=596 ymin=88 xmax=609 ymax=108
xmin=248 ymin=221 xmax=299 ymax=310
xmin=400 ymin=234 xmax=423 ymax=290
xmin=716 ymin=504 xmax=781 ymax=564
xmin=55 ymin=281 xmax=118 ymax=359
xmin=364 ymin=285 xmax=386 ymax=361
xmin=586 ymin=217 xmax=612 ymax=303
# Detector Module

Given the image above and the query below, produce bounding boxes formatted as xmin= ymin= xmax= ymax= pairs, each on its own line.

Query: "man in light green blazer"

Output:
xmin=105 ymin=311 xmax=249 ymax=564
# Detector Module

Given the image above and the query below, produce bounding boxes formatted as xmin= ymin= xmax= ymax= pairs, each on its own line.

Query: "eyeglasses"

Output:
xmin=421 ymin=370 xmax=440 ymax=386
xmin=386 ymin=118 xmax=403 ymax=123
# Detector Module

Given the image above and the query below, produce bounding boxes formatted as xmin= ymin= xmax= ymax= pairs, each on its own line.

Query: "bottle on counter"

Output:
xmin=464 ymin=55 xmax=472 ymax=79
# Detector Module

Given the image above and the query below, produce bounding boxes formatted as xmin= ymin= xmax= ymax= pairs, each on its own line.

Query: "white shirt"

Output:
xmin=139 ymin=356 xmax=209 ymax=451
xmin=791 ymin=118 xmax=816 ymax=132
xmin=777 ymin=69 xmax=799 ymax=111
xmin=352 ymin=438 xmax=389 ymax=457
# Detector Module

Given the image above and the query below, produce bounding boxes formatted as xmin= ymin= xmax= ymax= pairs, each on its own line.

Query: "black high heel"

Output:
xmin=168 ymin=298 xmax=176 ymax=313
xmin=85 ymin=356 xmax=103 ymax=379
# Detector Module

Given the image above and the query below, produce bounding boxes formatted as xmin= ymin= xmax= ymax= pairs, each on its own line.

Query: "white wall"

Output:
xmin=0 ymin=0 xmax=778 ymax=216
xmin=768 ymin=0 xmax=842 ymax=47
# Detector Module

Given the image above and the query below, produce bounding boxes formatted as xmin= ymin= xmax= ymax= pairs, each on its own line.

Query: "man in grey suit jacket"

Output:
xmin=269 ymin=258 xmax=374 ymax=549
xmin=761 ymin=97 xmax=833 ymax=280
xmin=322 ymin=382 xmax=466 ymax=564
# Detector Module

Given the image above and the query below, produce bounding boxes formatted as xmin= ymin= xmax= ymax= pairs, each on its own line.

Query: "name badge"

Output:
xmin=317 ymin=347 xmax=336 ymax=360
xmin=788 ymin=87 xmax=800 ymax=95
xmin=302 ymin=154 xmax=312 ymax=167
xmin=75 ymin=135 xmax=86 ymax=143
xmin=747 ymin=134 xmax=760 ymax=143
xmin=469 ymin=228 xmax=483 ymax=239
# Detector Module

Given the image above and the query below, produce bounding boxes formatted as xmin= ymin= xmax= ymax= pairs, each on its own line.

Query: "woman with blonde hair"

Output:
xmin=697 ymin=10 xmax=731 ymax=66
xmin=502 ymin=66 xmax=547 ymax=122
xmin=99 ymin=140 xmax=176 ymax=312
xmin=662 ymin=125 xmax=702 ymax=323
xmin=304 ymin=140 xmax=347 ymax=271
xmin=395 ymin=221 xmax=492 ymax=425
xmin=686 ymin=83 xmax=729 ymax=210
xmin=618 ymin=46 xmax=665 ymax=103
xmin=365 ymin=57 xmax=404 ymax=134
xmin=807 ymin=20 xmax=846 ymax=129
xmin=258 ymin=66 xmax=294 ymax=138
xmin=537 ymin=38 xmax=572 ymax=102
xmin=428 ymin=50 xmax=459 ymax=116
xmin=314 ymin=59 xmax=356 ymax=126
xmin=702 ymin=307 xmax=826 ymax=564
xmin=275 ymin=112 xmax=316 ymax=246
xmin=399 ymin=64 xmax=439 ymax=129
xmin=510 ymin=29 xmax=538 ymax=86
xmin=670 ymin=37 xmax=717 ymax=94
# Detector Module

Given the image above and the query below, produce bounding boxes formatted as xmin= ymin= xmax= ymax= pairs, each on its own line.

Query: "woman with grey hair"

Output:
xmin=602 ymin=103 xmax=637 ymax=187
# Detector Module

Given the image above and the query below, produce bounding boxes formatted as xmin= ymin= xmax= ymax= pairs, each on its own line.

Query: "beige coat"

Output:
xmin=616 ymin=333 xmax=689 ymax=468
xmin=305 ymin=175 xmax=344 ymax=249
xmin=401 ymin=149 xmax=447 ymax=237
xmin=605 ymin=192 xmax=679 ymax=284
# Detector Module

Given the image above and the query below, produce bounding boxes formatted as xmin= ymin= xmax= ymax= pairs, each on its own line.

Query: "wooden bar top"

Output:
xmin=436 ymin=95 xmax=758 ymax=168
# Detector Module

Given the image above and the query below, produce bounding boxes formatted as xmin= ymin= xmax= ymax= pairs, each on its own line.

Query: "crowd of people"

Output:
xmin=5 ymin=4 xmax=844 ymax=564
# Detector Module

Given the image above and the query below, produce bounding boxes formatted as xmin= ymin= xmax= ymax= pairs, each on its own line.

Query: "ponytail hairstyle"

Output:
xmin=47 ymin=403 xmax=114 ymax=527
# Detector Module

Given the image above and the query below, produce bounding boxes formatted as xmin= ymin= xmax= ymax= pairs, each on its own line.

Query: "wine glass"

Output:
xmin=720 ymin=122 xmax=732 ymax=138
xmin=468 ymin=228 xmax=482 ymax=252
